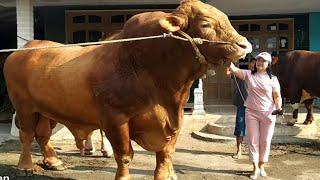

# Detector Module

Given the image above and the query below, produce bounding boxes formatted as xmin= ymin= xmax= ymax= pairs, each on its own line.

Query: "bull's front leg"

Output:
xmin=287 ymin=83 xmax=303 ymax=126
xmin=105 ymin=122 xmax=133 ymax=180
xmin=155 ymin=135 xmax=178 ymax=180
xmin=303 ymin=98 xmax=314 ymax=125
xmin=288 ymin=103 xmax=299 ymax=126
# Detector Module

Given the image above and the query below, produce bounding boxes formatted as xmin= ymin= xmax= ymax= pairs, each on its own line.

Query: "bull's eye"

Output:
xmin=200 ymin=23 xmax=211 ymax=28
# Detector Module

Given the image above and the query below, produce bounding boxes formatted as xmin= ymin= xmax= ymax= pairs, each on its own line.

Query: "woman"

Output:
xmin=231 ymin=58 xmax=256 ymax=159
xmin=228 ymin=52 xmax=283 ymax=179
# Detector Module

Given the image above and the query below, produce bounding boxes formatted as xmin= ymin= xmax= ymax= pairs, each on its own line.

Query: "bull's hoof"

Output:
xmin=84 ymin=148 xmax=95 ymax=155
xmin=49 ymin=164 xmax=67 ymax=171
xmin=168 ymin=174 xmax=177 ymax=180
xmin=115 ymin=174 xmax=131 ymax=180
xmin=16 ymin=169 xmax=33 ymax=177
xmin=303 ymin=121 xmax=312 ymax=125
xmin=155 ymin=173 xmax=176 ymax=180
xmin=38 ymin=160 xmax=67 ymax=171
xmin=286 ymin=122 xmax=295 ymax=126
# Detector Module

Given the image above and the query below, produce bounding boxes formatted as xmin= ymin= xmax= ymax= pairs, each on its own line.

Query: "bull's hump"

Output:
xmin=24 ymin=40 xmax=63 ymax=48
xmin=125 ymin=11 xmax=166 ymax=29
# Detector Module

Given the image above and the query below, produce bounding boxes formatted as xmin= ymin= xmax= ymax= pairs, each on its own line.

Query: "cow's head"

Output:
xmin=159 ymin=0 xmax=252 ymax=65
xmin=271 ymin=52 xmax=288 ymax=78
xmin=271 ymin=52 xmax=290 ymax=98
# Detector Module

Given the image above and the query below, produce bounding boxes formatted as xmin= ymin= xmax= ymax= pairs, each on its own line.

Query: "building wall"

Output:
xmin=309 ymin=13 xmax=320 ymax=51
xmin=309 ymin=12 xmax=320 ymax=108
xmin=38 ymin=5 xmax=311 ymax=50
xmin=39 ymin=7 xmax=66 ymax=43
xmin=230 ymin=14 xmax=310 ymax=50
xmin=37 ymin=4 xmax=178 ymax=43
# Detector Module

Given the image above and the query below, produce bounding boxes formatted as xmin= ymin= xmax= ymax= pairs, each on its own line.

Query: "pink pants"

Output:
xmin=245 ymin=108 xmax=276 ymax=163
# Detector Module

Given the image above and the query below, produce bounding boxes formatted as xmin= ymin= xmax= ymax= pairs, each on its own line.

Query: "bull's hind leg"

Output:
xmin=70 ymin=128 xmax=94 ymax=156
xmin=303 ymin=99 xmax=314 ymax=125
xmin=100 ymin=130 xmax=113 ymax=157
xmin=104 ymin=122 xmax=133 ymax=180
xmin=35 ymin=115 xmax=66 ymax=171
xmin=15 ymin=107 xmax=37 ymax=176
xmin=155 ymin=135 xmax=179 ymax=180
xmin=84 ymin=131 xmax=96 ymax=155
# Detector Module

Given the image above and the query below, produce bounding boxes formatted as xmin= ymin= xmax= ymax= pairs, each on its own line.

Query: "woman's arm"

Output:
xmin=229 ymin=62 xmax=245 ymax=80
xmin=273 ymin=91 xmax=282 ymax=110
xmin=271 ymin=77 xmax=284 ymax=115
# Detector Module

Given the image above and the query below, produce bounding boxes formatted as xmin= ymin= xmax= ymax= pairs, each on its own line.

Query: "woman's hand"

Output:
xmin=228 ymin=62 xmax=245 ymax=80
xmin=272 ymin=91 xmax=282 ymax=116
xmin=272 ymin=108 xmax=284 ymax=115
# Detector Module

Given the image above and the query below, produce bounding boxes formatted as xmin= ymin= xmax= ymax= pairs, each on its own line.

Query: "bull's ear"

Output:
xmin=159 ymin=15 xmax=186 ymax=32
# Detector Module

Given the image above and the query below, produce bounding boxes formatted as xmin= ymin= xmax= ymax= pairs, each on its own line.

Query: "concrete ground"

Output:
xmin=0 ymin=113 xmax=320 ymax=180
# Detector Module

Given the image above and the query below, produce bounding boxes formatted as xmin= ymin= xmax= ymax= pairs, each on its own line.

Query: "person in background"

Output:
xmin=271 ymin=51 xmax=279 ymax=64
xmin=231 ymin=58 xmax=256 ymax=159
xmin=228 ymin=52 xmax=283 ymax=179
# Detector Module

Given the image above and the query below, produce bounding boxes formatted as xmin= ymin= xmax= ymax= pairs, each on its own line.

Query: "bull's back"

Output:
xmin=4 ymin=40 xmax=101 ymax=124
xmin=289 ymin=50 xmax=320 ymax=96
xmin=4 ymin=40 xmax=68 ymax=83
xmin=289 ymin=50 xmax=320 ymax=76
xmin=4 ymin=40 xmax=85 ymax=95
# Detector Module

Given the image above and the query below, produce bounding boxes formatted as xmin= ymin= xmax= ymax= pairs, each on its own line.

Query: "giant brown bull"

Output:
xmin=4 ymin=0 xmax=252 ymax=179
xmin=272 ymin=50 xmax=320 ymax=125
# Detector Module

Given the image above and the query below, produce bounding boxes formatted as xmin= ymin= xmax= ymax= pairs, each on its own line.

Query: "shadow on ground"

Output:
xmin=0 ymin=164 xmax=75 ymax=180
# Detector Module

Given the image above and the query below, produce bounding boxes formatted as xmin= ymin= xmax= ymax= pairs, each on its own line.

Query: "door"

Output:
xmin=202 ymin=19 xmax=294 ymax=105
xmin=203 ymin=66 xmax=232 ymax=105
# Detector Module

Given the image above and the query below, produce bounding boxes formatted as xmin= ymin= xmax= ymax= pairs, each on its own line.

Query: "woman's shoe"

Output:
xmin=260 ymin=169 xmax=267 ymax=177
xmin=232 ymin=153 xmax=241 ymax=159
xmin=249 ymin=173 xmax=258 ymax=180
xmin=249 ymin=171 xmax=259 ymax=180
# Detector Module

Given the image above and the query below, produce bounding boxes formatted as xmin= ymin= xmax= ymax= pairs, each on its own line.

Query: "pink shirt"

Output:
xmin=243 ymin=70 xmax=281 ymax=112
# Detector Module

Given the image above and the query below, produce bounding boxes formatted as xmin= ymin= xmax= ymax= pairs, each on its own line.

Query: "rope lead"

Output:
xmin=0 ymin=32 xmax=231 ymax=53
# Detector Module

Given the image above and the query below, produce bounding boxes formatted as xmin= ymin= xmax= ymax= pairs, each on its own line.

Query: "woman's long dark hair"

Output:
xmin=251 ymin=62 xmax=273 ymax=79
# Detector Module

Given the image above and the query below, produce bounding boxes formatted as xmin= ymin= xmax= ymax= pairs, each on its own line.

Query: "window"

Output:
xmin=66 ymin=10 xmax=173 ymax=44
xmin=250 ymin=24 xmax=260 ymax=31
xmin=88 ymin=15 xmax=102 ymax=23
xmin=248 ymin=38 xmax=260 ymax=49
xmin=279 ymin=37 xmax=288 ymax=49
xmin=73 ymin=31 xmax=86 ymax=43
xmin=111 ymin=15 xmax=125 ymax=23
xmin=267 ymin=23 xmax=277 ymax=31
xmin=73 ymin=16 xmax=85 ymax=23
xmin=89 ymin=30 xmax=102 ymax=42
xmin=239 ymin=24 xmax=249 ymax=31
xmin=267 ymin=37 xmax=277 ymax=49
xmin=279 ymin=23 xmax=289 ymax=30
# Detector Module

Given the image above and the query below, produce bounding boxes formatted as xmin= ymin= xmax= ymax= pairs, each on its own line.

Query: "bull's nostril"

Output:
xmin=236 ymin=41 xmax=253 ymax=53
xmin=236 ymin=42 xmax=247 ymax=49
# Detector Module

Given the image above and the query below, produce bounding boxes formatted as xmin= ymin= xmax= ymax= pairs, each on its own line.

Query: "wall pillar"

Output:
xmin=309 ymin=12 xmax=320 ymax=51
xmin=309 ymin=12 xmax=320 ymax=108
xmin=11 ymin=0 xmax=34 ymax=137
xmin=16 ymin=0 xmax=34 ymax=48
